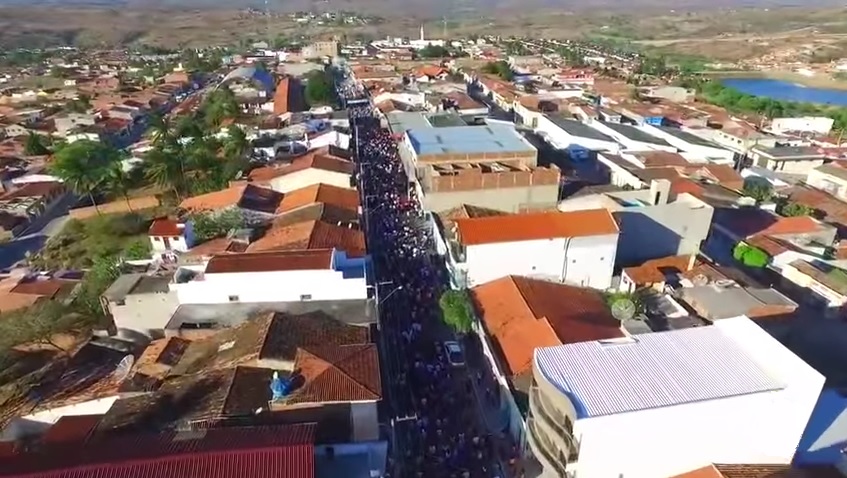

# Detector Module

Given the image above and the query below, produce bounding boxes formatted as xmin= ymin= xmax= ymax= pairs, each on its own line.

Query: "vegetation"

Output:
xmin=603 ymin=290 xmax=647 ymax=319
xmin=191 ymin=209 xmax=245 ymax=242
xmin=439 ymin=289 xmax=474 ymax=334
xmin=24 ymin=132 xmax=50 ymax=156
xmin=29 ymin=211 xmax=162 ymax=270
xmin=742 ymin=182 xmax=774 ymax=204
xmin=481 ymin=61 xmax=514 ymax=81
xmin=417 ymin=44 xmax=451 ymax=59
xmin=304 ymin=69 xmax=335 ymax=106
xmin=777 ymin=200 xmax=815 ymax=218
xmin=733 ymin=242 xmax=770 ymax=268
xmin=201 ymin=87 xmax=240 ymax=129
xmin=49 ymin=140 xmax=122 ymax=215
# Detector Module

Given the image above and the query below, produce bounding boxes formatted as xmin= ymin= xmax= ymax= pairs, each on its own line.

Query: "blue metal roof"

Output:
xmin=407 ymin=125 xmax=535 ymax=156
xmin=534 ymin=319 xmax=784 ymax=418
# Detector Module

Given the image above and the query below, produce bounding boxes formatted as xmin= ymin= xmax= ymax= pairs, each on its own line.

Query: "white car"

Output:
xmin=443 ymin=341 xmax=465 ymax=367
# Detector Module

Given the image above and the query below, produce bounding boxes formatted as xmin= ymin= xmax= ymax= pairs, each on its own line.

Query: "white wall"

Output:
xmin=588 ymin=122 xmax=678 ymax=152
xmin=761 ymin=158 xmax=825 ymax=175
xmin=1 ymin=396 xmax=119 ymax=441
xmin=110 ymin=290 xmax=180 ymax=335
xmin=777 ymin=262 xmax=847 ymax=308
xmin=268 ymin=169 xmax=352 ymax=193
xmin=807 ymin=169 xmax=847 ymax=200
xmin=597 ymin=154 xmax=643 ymax=189
xmin=350 ymin=401 xmax=379 ymax=442
xmin=771 ymin=117 xmax=834 ymax=135
xmin=171 ymin=269 xmax=368 ymax=304
xmin=567 ymin=319 xmax=825 ymax=478
xmin=641 ymin=124 xmax=734 ymax=163
xmin=464 ymin=234 xmax=617 ymax=289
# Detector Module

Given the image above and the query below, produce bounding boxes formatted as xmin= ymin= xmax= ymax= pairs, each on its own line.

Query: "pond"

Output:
xmin=721 ymin=78 xmax=847 ymax=106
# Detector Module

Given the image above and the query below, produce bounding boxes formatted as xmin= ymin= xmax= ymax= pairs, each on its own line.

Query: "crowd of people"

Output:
xmin=338 ymin=74 xmax=506 ymax=478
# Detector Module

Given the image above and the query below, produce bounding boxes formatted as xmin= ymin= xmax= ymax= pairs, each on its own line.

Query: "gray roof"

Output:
xmin=600 ymin=121 xmax=673 ymax=147
xmin=545 ymin=115 xmax=616 ymax=142
xmin=386 ymin=111 xmax=431 ymax=133
xmin=101 ymin=273 xmax=172 ymax=301
xmin=408 ymin=124 xmax=535 ymax=156
xmin=166 ymin=299 xmax=376 ymax=330
xmin=753 ymin=145 xmax=824 ymax=160
xmin=815 ymin=163 xmax=847 ymax=182
xmin=678 ymin=285 xmax=796 ymax=321
xmin=534 ymin=319 xmax=784 ymax=418
xmin=657 ymin=126 xmax=723 ymax=148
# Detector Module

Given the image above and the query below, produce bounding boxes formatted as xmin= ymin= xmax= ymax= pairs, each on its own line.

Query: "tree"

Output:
xmin=481 ymin=61 xmax=513 ymax=81
xmin=73 ymin=255 xmax=121 ymax=319
xmin=417 ymin=45 xmax=450 ymax=59
xmin=223 ymin=125 xmax=250 ymax=160
xmin=144 ymin=146 xmax=186 ymax=201
xmin=733 ymin=243 xmax=769 ymax=268
xmin=2 ymin=301 xmax=78 ymax=353
xmin=203 ymin=87 xmax=240 ymax=128
xmin=439 ymin=289 xmax=474 ymax=334
xmin=149 ymin=113 xmax=175 ymax=148
xmin=778 ymin=200 xmax=815 ymax=218
xmin=191 ymin=209 xmax=245 ymax=242
xmin=104 ymin=162 xmax=133 ymax=211
xmin=304 ymin=70 xmax=335 ymax=106
xmin=50 ymin=140 xmax=118 ymax=215
xmin=24 ymin=132 xmax=50 ymax=156
xmin=742 ymin=181 xmax=774 ymax=203
xmin=175 ymin=115 xmax=205 ymax=140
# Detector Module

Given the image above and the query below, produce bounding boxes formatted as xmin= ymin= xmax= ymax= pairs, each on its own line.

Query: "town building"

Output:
xmin=588 ymin=121 xmax=678 ymax=152
xmin=449 ymin=209 xmax=619 ymax=288
xmin=100 ymin=273 xmax=179 ymax=336
xmin=558 ymin=180 xmax=714 ymax=266
xmin=248 ymin=152 xmax=355 ymax=192
xmin=807 ymin=162 xmax=847 ymax=200
xmin=751 ymin=145 xmax=826 ymax=175
xmin=147 ymin=217 xmax=195 ymax=254
xmin=528 ymin=316 xmax=825 ymax=478
xmin=534 ymin=115 xmax=620 ymax=159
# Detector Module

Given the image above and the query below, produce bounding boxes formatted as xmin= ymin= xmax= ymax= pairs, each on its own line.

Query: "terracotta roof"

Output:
xmin=0 ymin=424 xmax=316 ymax=478
xmin=148 ymin=217 xmax=182 ymax=236
xmin=179 ymin=184 xmax=283 ymax=214
xmin=673 ymin=466 xmax=725 ymax=478
xmin=702 ymin=164 xmax=744 ymax=189
xmin=713 ymin=464 xmax=844 ymax=478
xmin=8 ymin=277 xmax=74 ymax=298
xmin=785 ymin=185 xmax=847 ymax=234
xmin=287 ymin=344 xmax=381 ymax=404
xmin=277 ymin=184 xmax=359 ymax=214
xmin=248 ymin=154 xmax=354 ymax=182
xmin=713 ymin=208 xmax=828 ymax=239
xmin=623 ymin=255 xmax=694 ymax=287
xmin=0 ymin=181 xmax=63 ymax=200
xmin=40 ymin=414 xmax=102 ymax=445
xmin=790 ymin=260 xmax=847 ymax=296
xmin=415 ymin=65 xmax=447 ymax=78
xmin=471 ymin=276 xmax=623 ymax=377
xmin=273 ymin=77 xmax=290 ymax=115
xmin=745 ymin=235 xmax=793 ymax=257
xmin=455 ymin=209 xmax=618 ymax=246
xmin=205 ymin=249 xmax=333 ymax=274
xmin=185 ymin=238 xmax=248 ymax=257
xmin=258 ymin=311 xmax=371 ymax=362
xmin=248 ymin=220 xmax=365 ymax=257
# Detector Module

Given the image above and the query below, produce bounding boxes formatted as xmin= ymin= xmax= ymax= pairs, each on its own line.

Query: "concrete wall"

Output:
xmin=807 ymin=169 xmax=847 ymax=200
xmin=760 ymin=157 xmax=825 ymax=175
xmin=614 ymin=201 xmax=714 ymax=266
xmin=109 ymin=290 xmax=180 ymax=335
xmin=423 ymin=184 xmax=559 ymax=213
xmin=350 ymin=401 xmax=379 ymax=442
xmin=464 ymin=234 xmax=617 ymax=289
xmin=268 ymin=169 xmax=353 ymax=193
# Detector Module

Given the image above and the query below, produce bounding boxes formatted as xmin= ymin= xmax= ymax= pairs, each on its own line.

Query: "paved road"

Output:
xmin=0 ymin=192 xmax=76 ymax=270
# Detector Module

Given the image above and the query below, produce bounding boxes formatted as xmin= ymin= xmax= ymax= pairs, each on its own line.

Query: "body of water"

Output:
xmin=721 ymin=78 xmax=847 ymax=106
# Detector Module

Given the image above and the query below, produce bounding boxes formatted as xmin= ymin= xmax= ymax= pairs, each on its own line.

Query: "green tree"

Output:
xmin=417 ymin=45 xmax=450 ymax=59
xmin=191 ymin=209 xmax=245 ymax=242
xmin=742 ymin=182 xmax=774 ymax=203
xmin=144 ymin=146 xmax=186 ymax=201
xmin=24 ymin=132 xmax=50 ymax=156
xmin=481 ymin=61 xmax=513 ymax=81
xmin=74 ymin=256 xmax=121 ymax=319
xmin=149 ymin=113 xmax=175 ymax=148
xmin=104 ymin=162 xmax=133 ymax=211
xmin=439 ymin=289 xmax=474 ymax=334
xmin=203 ymin=87 xmax=240 ymax=128
xmin=778 ymin=200 xmax=814 ymax=217
xmin=223 ymin=125 xmax=250 ymax=160
xmin=733 ymin=243 xmax=769 ymax=268
xmin=50 ymin=140 xmax=118 ymax=215
xmin=304 ymin=70 xmax=335 ymax=106
xmin=175 ymin=115 xmax=205 ymax=140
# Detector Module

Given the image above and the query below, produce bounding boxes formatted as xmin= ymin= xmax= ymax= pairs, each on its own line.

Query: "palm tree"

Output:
xmin=149 ymin=113 xmax=175 ymax=148
xmin=24 ymin=132 xmax=50 ymax=156
xmin=105 ymin=162 xmax=133 ymax=212
xmin=49 ymin=140 xmax=113 ymax=215
xmin=144 ymin=147 xmax=185 ymax=201
xmin=223 ymin=126 xmax=250 ymax=160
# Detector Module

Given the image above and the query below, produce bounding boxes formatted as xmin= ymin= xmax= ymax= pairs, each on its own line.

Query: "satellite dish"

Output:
xmin=692 ymin=274 xmax=709 ymax=286
xmin=611 ymin=297 xmax=636 ymax=321
xmin=112 ymin=355 xmax=135 ymax=383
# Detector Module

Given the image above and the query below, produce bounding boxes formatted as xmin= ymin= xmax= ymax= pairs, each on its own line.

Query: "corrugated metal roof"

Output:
xmin=408 ymin=124 xmax=535 ymax=156
xmin=534 ymin=319 xmax=784 ymax=418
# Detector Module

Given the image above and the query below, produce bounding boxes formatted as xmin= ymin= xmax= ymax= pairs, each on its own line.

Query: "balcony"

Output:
xmin=529 ymin=386 xmax=579 ymax=462
xmin=527 ymin=416 xmax=569 ymax=478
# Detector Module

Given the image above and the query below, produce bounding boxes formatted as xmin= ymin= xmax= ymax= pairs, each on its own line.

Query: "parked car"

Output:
xmin=443 ymin=341 xmax=465 ymax=367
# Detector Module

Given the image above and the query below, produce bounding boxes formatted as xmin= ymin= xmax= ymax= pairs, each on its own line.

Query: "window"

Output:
xmin=228 ymin=295 xmax=239 ymax=302
xmin=300 ymin=294 xmax=312 ymax=301
xmin=172 ymin=236 xmax=180 ymax=241
xmin=153 ymin=237 xmax=161 ymax=242
xmin=114 ymin=299 xmax=125 ymax=306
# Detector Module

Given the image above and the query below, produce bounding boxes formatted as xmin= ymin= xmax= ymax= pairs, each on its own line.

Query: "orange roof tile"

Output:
xmin=179 ymin=185 xmax=247 ymax=212
xmin=623 ymin=255 xmax=694 ymax=287
xmin=471 ymin=276 xmax=622 ymax=377
xmin=634 ymin=152 xmax=690 ymax=168
xmin=248 ymin=154 xmax=354 ymax=182
xmin=745 ymin=235 xmax=793 ymax=257
xmin=287 ymin=344 xmax=381 ymax=404
xmin=277 ymin=184 xmax=359 ymax=214
xmin=702 ymin=164 xmax=744 ymax=189
xmin=455 ymin=209 xmax=618 ymax=246
xmin=205 ymin=249 xmax=333 ymax=274
xmin=760 ymin=216 xmax=825 ymax=236
xmin=672 ymin=466 xmax=725 ymax=478
xmin=148 ymin=217 xmax=182 ymax=237
xmin=247 ymin=220 xmax=365 ymax=257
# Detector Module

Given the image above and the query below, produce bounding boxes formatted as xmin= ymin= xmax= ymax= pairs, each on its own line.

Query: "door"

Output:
xmin=163 ymin=237 xmax=171 ymax=250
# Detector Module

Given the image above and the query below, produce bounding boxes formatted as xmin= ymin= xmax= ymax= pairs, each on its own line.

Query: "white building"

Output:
xmin=452 ymin=209 xmax=619 ymax=289
xmin=528 ymin=316 xmax=825 ymax=478
xmin=771 ymin=116 xmax=834 ymax=136
xmin=588 ymin=120 xmax=678 ymax=152
xmin=170 ymin=248 xmax=368 ymax=305
xmin=148 ymin=217 xmax=195 ymax=254
xmin=101 ymin=273 xmax=180 ymax=336
xmin=534 ymin=115 xmax=620 ymax=158
xmin=807 ymin=162 xmax=847 ymax=200
xmin=263 ymin=154 xmax=354 ymax=193
xmin=641 ymin=124 xmax=735 ymax=164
